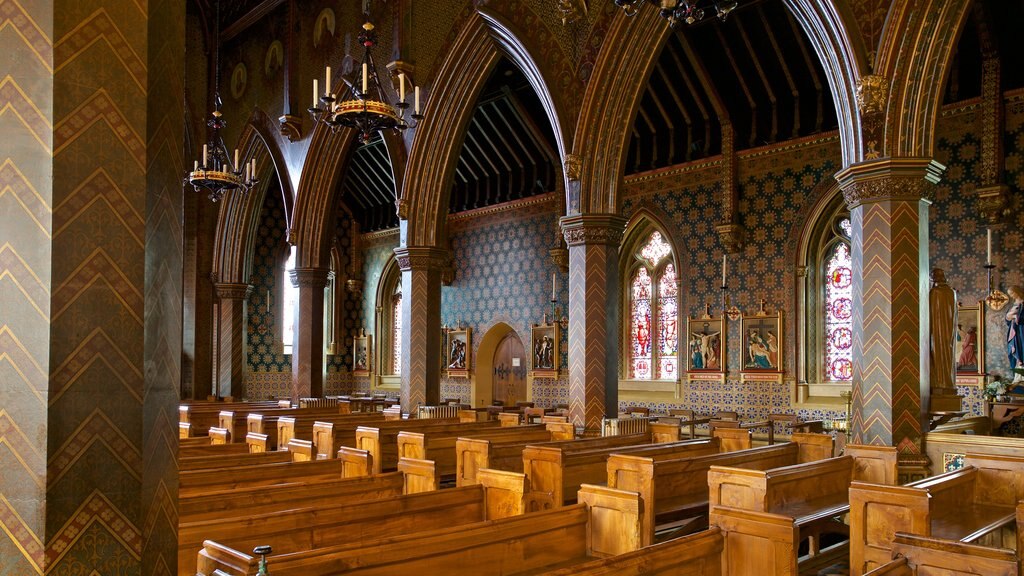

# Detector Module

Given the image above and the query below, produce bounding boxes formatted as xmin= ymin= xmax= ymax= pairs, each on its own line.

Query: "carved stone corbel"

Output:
xmin=715 ymin=223 xmax=744 ymax=255
xmin=278 ymin=114 xmax=303 ymax=142
xmin=977 ymin=184 xmax=1011 ymax=226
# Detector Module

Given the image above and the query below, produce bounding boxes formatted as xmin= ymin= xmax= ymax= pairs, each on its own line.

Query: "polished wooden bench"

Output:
xmin=863 ymin=532 xmax=1019 ymax=576
xmin=179 ymin=401 xmax=282 ymax=438
xmin=178 ymin=457 xmax=345 ymax=497
xmin=178 ymin=462 xmax=523 ymax=576
xmin=399 ymin=421 xmax=575 ymax=478
xmin=849 ymin=452 xmax=1024 ymax=575
xmin=241 ymin=412 xmax=385 ymax=452
xmin=352 ymin=419 xmax=499 ymax=474
xmin=195 ymin=484 xmax=643 ymax=576
xmin=541 ymin=526 xmax=724 ymax=576
xmin=179 ymin=449 xmax=292 ymax=472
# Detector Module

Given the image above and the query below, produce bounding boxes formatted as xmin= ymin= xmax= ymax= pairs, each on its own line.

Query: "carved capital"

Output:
xmin=345 ymin=277 xmax=363 ymax=296
xmin=856 ymin=75 xmax=889 ymax=116
xmin=214 ymin=282 xmax=254 ymax=301
xmin=278 ymin=114 xmax=303 ymax=142
xmin=395 ymin=198 xmax=408 ymax=220
xmin=559 ymin=214 xmax=626 ymax=247
xmin=549 ymin=246 xmax=569 ymax=272
xmin=394 ymin=246 xmax=451 ymax=272
xmin=835 ymin=158 xmax=945 ymax=209
xmin=563 ymin=153 xmax=582 ymax=182
xmin=977 ymin=184 xmax=1011 ymax=226
xmin=289 ymin=267 xmax=331 ymax=289
xmin=715 ymin=223 xmax=745 ymax=255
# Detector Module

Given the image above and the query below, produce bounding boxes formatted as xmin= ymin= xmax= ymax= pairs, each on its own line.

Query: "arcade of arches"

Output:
xmin=2 ymin=0 xmax=1024 ymax=572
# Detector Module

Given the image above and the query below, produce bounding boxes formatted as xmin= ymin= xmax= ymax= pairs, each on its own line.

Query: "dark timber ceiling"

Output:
xmin=626 ymin=0 xmax=838 ymax=173
xmin=338 ymin=58 xmax=559 ymax=232
xmin=943 ymin=0 xmax=1024 ymax=103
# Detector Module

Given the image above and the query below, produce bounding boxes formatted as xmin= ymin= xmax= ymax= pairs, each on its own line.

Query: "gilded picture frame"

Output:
xmin=956 ymin=301 xmax=985 ymax=377
xmin=740 ymin=308 xmax=783 ymax=382
xmin=530 ymin=322 xmax=560 ymax=377
xmin=446 ymin=327 xmax=472 ymax=378
xmin=686 ymin=312 xmax=727 ymax=382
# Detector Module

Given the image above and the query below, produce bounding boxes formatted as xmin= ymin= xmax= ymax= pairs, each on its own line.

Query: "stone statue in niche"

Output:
xmin=929 ymin=268 xmax=957 ymax=391
xmin=1007 ymin=285 xmax=1024 ymax=384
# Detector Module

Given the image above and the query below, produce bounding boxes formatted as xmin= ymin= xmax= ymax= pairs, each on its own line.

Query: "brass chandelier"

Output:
xmin=308 ymin=9 xmax=422 ymax=145
xmin=614 ymin=0 xmax=738 ymax=27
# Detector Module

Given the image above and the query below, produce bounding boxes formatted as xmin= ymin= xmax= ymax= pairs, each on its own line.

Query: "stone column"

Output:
xmin=395 ymin=246 xmax=447 ymax=412
xmin=214 ymin=282 xmax=252 ymax=399
xmin=836 ymin=158 xmax=944 ymax=481
xmin=560 ymin=214 xmax=627 ymax=434
xmin=290 ymin=267 xmax=330 ymax=399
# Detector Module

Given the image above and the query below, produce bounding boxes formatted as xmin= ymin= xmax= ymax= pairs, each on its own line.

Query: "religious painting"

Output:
xmin=740 ymin=307 xmax=783 ymax=382
xmin=686 ymin=307 xmax=726 ymax=381
xmin=530 ymin=322 xmax=560 ymax=377
xmin=352 ymin=330 xmax=371 ymax=376
xmin=446 ymin=327 xmax=471 ymax=378
xmin=955 ymin=302 xmax=985 ymax=377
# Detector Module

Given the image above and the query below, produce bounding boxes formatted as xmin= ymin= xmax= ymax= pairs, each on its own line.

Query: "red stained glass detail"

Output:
xmin=631 ymin=267 xmax=652 ymax=380
xmin=825 ymin=242 xmax=853 ymax=381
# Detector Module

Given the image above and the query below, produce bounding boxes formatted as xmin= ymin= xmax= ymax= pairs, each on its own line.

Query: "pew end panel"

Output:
xmin=398 ymin=457 xmax=438 ymax=494
xmin=209 ymin=427 xmax=229 ymax=445
xmin=287 ymin=439 xmax=313 ymax=462
xmin=848 ymin=481 xmax=932 ymax=575
xmin=218 ymin=410 xmax=233 ymax=432
xmin=712 ymin=428 xmax=752 ymax=452
xmin=477 ymin=467 xmax=528 ymax=520
xmin=522 ymin=445 xmax=566 ymax=511
xmin=179 ymin=422 xmax=191 ymax=438
xmin=455 ymin=437 xmax=490 ymax=487
xmin=197 ymin=540 xmax=258 ymax=576
xmin=962 ymin=453 xmax=1024 ymax=507
xmin=707 ymin=466 xmax=769 ymax=511
xmin=578 ymin=483 xmax=643 ymax=558
xmin=539 ymin=526 xmax=725 ymax=576
xmin=710 ymin=505 xmax=799 ymax=576
xmin=650 ymin=421 xmax=681 ymax=443
xmin=244 ymin=432 xmax=267 ymax=454
xmin=354 ymin=426 xmax=383 ymax=474
xmin=276 ymin=416 xmax=296 ymax=449
xmin=312 ymin=421 xmax=333 ymax=459
xmin=846 ymin=444 xmax=899 ymax=484
xmin=459 ymin=408 xmax=490 ymax=423
xmin=336 ymin=446 xmax=373 ymax=479
xmin=790 ymin=432 xmax=834 ymax=462
xmin=869 ymin=532 xmax=1020 ymax=576
xmin=546 ymin=421 xmax=576 ymax=440
xmin=396 ymin=431 xmax=426 ymax=460
xmin=498 ymin=412 xmax=521 ymax=426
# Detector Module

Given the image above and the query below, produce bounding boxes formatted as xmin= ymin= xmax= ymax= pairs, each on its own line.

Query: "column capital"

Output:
xmin=394 ymin=246 xmax=451 ymax=272
xmin=559 ymin=214 xmax=627 ymax=247
xmin=213 ymin=282 xmax=253 ymax=300
xmin=715 ymin=223 xmax=745 ymax=255
xmin=835 ymin=158 xmax=945 ymax=209
xmin=289 ymin=267 xmax=331 ymax=288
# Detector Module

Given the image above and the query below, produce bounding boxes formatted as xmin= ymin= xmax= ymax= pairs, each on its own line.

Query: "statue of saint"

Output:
xmin=1007 ymin=286 xmax=1024 ymax=383
xmin=928 ymin=268 xmax=957 ymax=392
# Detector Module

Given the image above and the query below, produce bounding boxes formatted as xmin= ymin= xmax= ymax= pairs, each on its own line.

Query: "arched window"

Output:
xmin=391 ymin=285 xmax=402 ymax=375
xmin=796 ymin=191 xmax=853 ymax=404
xmin=627 ymin=231 xmax=678 ymax=380
xmin=282 ymin=245 xmax=298 ymax=354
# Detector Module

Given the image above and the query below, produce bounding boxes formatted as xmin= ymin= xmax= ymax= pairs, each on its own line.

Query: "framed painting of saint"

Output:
xmin=446 ymin=327 xmax=472 ymax=378
xmin=740 ymin=305 xmax=783 ymax=383
xmin=955 ymin=301 xmax=985 ymax=383
xmin=530 ymin=322 xmax=560 ymax=377
xmin=686 ymin=306 xmax=726 ymax=383
xmin=352 ymin=330 xmax=371 ymax=376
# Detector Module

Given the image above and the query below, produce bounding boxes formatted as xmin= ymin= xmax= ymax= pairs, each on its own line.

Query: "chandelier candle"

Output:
xmin=398 ymin=73 xmax=406 ymax=102
xmin=987 ymin=228 xmax=992 ymax=265
xmin=415 ymin=86 xmax=421 ymax=114
xmin=313 ymin=79 xmax=318 ymax=108
xmin=325 ymin=67 xmax=331 ymax=95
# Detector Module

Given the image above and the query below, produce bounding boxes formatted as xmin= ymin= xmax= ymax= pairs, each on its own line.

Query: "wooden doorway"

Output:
xmin=492 ymin=332 xmax=527 ymax=406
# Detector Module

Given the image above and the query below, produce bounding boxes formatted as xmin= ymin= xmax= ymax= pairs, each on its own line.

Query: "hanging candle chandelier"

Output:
xmin=308 ymin=6 xmax=423 ymax=145
xmin=614 ymin=0 xmax=738 ymax=27
xmin=186 ymin=0 xmax=257 ymax=202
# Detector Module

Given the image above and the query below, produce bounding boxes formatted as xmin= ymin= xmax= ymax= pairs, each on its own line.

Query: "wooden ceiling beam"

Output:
xmin=222 ymin=0 xmax=286 ymax=42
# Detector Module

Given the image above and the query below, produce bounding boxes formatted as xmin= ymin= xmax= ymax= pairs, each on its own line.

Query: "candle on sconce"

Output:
xmin=202 ymin=144 xmax=208 ymax=168
xmin=362 ymin=63 xmax=368 ymax=94
xmin=193 ymin=160 xmax=198 ymax=172
xmin=325 ymin=66 xmax=331 ymax=94
xmin=313 ymin=79 xmax=319 ymax=108
xmin=233 ymin=149 xmax=239 ymax=171
xmin=266 ymin=289 xmax=270 ymax=314
xmin=414 ymin=86 xmax=421 ymax=114
xmin=552 ymin=272 xmax=557 ymax=302
xmin=398 ymin=72 xmax=406 ymax=102
xmin=722 ymin=254 xmax=727 ymax=287
xmin=987 ymin=228 xmax=992 ymax=265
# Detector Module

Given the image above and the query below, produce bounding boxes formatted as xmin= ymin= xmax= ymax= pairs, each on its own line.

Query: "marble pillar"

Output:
xmin=836 ymin=158 xmax=944 ymax=481
xmin=560 ymin=214 xmax=626 ymax=434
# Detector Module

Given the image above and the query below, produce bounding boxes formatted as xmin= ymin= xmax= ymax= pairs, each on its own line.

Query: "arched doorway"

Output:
xmin=492 ymin=332 xmax=527 ymax=407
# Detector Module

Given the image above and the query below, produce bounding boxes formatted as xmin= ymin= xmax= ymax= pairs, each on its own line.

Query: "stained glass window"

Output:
xmin=392 ymin=292 xmax=402 ymax=375
xmin=630 ymin=267 xmax=653 ymax=380
xmin=282 ymin=246 xmax=298 ymax=354
xmin=639 ymin=231 xmax=672 ymax=267
xmin=657 ymin=264 xmax=678 ymax=379
xmin=824 ymin=242 xmax=853 ymax=381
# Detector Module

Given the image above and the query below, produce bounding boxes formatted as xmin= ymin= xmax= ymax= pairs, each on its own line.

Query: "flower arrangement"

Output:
xmin=983 ymin=378 xmax=1007 ymax=402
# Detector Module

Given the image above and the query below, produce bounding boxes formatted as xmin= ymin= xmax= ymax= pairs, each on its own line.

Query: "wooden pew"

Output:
xmin=923 ymin=430 xmax=1024 ymax=475
xmin=399 ymin=421 xmax=575 ymax=478
xmin=455 ymin=426 xmax=632 ymax=487
xmin=195 ymin=484 xmax=643 ymax=576
xmin=541 ymin=526 xmax=724 ymax=576
xmin=608 ymin=441 xmax=803 ymax=546
xmin=177 ymin=441 xmax=249 ymax=459
xmin=708 ymin=446 xmax=900 ymax=575
xmin=178 ymin=458 xmax=345 ymax=498
xmin=179 ymin=450 xmax=292 ymax=472
xmin=864 ymin=533 xmax=1019 ymax=576
xmin=222 ymin=405 xmax=349 ymax=444
xmin=178 ymin=463 xmax=524 ymax=576
xmin=179 ymin=401 xmax=282 ymax=437
xmin=242 ymin=412 xmax=385 ymax=452
xmin=351 ymin=419 xmax=498 ymax=474
xmin=848 ymin=452 xmax=1024 ymax=575
xmin=522 ymin=435 xmax=722 ymax=510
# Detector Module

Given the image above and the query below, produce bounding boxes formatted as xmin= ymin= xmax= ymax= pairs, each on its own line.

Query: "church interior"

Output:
xmin=4 ymin=0 xmax=1024 ymax=573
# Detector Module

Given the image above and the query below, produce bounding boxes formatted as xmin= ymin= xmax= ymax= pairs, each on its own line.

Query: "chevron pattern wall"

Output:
xmin=0 ymin=1 xmax=181 ymax=573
